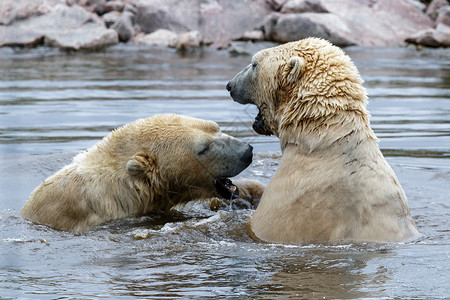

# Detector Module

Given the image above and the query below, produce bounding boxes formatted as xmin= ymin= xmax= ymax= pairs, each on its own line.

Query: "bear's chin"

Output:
xmin=214 ymin=177 xmax=239 ymax=200
xmin=252 ymin=111 xmax=273 ymax=136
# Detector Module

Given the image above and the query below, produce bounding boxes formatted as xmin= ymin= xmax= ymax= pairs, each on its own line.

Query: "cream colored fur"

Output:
xmin=228 ymin=38 xmax=420 ymax=243
xmin=21 ymin=114 xmax=260 ymax=232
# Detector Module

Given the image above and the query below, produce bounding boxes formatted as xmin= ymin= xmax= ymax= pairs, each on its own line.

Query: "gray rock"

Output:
xmin=405 ymin=23 xmax=450 ymax=47
xmin=136 ymin=0 xmax=271 ymax=48
xmin=132 ymin=29 xmax=179 ymax=47
xmin=102 ymin=11 xmax=122 ymax=27
xmin=436 ymin=5 xmax=450 ymax=27
xmin=0 ymin=26 xmax=43 ymax=47
xmin=280 ymin=0 xmax=329 ymax=13
xmin=434 ymin=23 xmax=450 ymax=47
xmin=426 ymin=0 xmax=449 ymax=21
xmin=103 ymin=0 xmax=125 ymax=13
xmin=200 ymin=0 xmax=272 ymax=48
xmin=0 ymin=5 xmax=118 ymax=50
xmin=240 ymin=30 xmax=265 ymax=41
xmin=111 ymin=10 xmax=135 ymax=42
xmin=176 ymin=31 xmax=202 ymax=51
xmin=263 ymin=13 xmax=356 ymax=47
xmin=266 ymin=0 xmax=287 ymax=11
xmin=74 ymin=0 xmax=107 ymax=15
xmin=0 ymin=0 xmax=64 ymax=25
xmin=44 ymin=22 xmax=119 ymax=50
xmin=136 ymin=0 xmax=200 ymax=34
xmin=405 ymin=28 xmax=441 ymax=47
xmin=320 ymin=0 xmax=433 ymax=46
xmin=434 ymin=23 xmax=450 ymax=46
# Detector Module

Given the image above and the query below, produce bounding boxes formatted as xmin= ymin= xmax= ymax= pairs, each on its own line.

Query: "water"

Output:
xmin=0 ymin=44 xmax=449 ymax=299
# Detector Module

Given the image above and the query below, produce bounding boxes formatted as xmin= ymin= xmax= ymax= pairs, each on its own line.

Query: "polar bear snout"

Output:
xmin=226 ymin=64 xmax=254 ymax=105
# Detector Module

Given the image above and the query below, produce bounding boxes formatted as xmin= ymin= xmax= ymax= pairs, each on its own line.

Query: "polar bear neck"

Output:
xmin=279 ymin=109 xmax=378 ymax=155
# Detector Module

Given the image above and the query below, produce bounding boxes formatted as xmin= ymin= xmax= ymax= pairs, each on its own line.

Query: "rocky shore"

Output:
xmin=0 ymin=0 xmax=449 ymax=51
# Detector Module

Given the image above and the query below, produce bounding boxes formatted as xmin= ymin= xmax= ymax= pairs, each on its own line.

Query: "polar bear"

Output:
xmin=21 ymin=114 xmax=262 ymax=232
xmin=226 ymin=38 xmax=420 ymax=243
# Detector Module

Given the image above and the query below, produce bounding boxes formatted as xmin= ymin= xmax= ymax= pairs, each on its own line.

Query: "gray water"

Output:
xmin=0 ymin=44 xmax=449 ymax=299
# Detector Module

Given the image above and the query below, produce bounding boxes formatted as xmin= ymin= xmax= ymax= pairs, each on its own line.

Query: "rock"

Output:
xmin=74 ymin=0 xmax=107 ymax=15
xmin=405 ymin=0 xmax=450 ymax=47
xmin=111 ymin=4 xmax=136 ymax=42
xmin=132 ymin=29 xmax=179 ymax=47
xmin=426 ymin=0 xmax=449 ymax=21
xmin=404 ymin=0 xmax=426 ymax=12
xmin=319 ymin=0 xmax=434 ymax=46
xmin=102 ymin=11 xmax=122 ymax=27
xmin=103 ymin=0 xmax=125 ymax=13
xmin=44 ymin=22 xmax=119 ymax=50
xmin=200 ymin=0 xmax=272 ymax=48
xmin=405 ymin=28 xmax=441 ymax=47
xmin=436 ymin=5 xmax=450 ymax=26
xmin=0 ymin=26 xmax=43 ymax=47
xmin=136 ymin=0 xmax=200 ymax=34
xmin=280 ymin=0 xmax=329 ymax=13
xmin=239 ymin=30 xmax=265 ymax=41
xmin=434 ymin=23 xmax=450 ymax=46
xmin=405 ymin=23 xmax=450 ymax=47
xmin=263 ymin=13 xmax=356 ymax=47
xmin=0 ymin=5 xmax=118 ymax=50
xmin=136 ymin=0 xmax=271 ymax=48
xmin=0 ymin=0 xmax=64 ymax=25
xmin=176 ymin=31 xmax=202 ymax=51
xmin=266 ymin=0 xmax=287 ymax=11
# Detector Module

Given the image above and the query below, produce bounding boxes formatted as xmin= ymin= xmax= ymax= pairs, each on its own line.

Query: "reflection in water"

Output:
xmin=0 ymin=45 xmax=449 ymax=298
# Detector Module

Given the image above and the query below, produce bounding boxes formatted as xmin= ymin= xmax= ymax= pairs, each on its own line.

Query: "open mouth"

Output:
xmin=252 ymin=110 xmax=273 ymax=136
xmin=214 ymin=177 xmax=239 ymax=200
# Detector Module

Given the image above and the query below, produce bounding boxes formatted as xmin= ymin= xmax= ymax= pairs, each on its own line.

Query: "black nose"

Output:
xmin=226 ymin=81 xmax=232 ymax=91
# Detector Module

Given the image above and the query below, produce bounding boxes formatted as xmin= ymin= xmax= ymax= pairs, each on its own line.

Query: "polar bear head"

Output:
xmin=91 ymin=114 xmax=253 ymax=204
xmin=226 ymin=38 xmax=371 ymax=146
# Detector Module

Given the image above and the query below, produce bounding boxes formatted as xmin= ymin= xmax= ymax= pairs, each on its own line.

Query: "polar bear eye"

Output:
xmin=198 ymin=143 xmax=211 ymax=155
xmin=252 ymin=62 xmax=257 ymax=69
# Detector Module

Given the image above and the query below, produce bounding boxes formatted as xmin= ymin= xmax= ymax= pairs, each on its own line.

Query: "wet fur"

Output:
xmin=227 ymin=38 xmax=420 ymax=243
xmin=21 ymin=114 xmax=260 ymax=232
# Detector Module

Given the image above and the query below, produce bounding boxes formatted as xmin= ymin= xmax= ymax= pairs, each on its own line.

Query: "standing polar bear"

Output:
xmin=227 ymin=38 xmax=420 ymax=243
xmin=21 ymin=114 xmax=263 ymax=232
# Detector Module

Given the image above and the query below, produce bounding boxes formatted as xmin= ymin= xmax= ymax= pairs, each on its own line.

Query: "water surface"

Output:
xmin=0 ymin=45 xmax=449 ymax=299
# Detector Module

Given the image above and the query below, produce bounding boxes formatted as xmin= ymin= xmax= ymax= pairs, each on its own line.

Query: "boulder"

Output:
xmin=136 ymin=0 xmax=200 ymax=34
xmin=111 ymin=4 xmax=136 ymax=42
xmin=176 ymin=31 xmax=202 ymax=51
xmin=263 ymin=13 xmax=356 ymax=47
xmin=0 ymin=26 xmax=43 ymax=47
xmin=0 ymin=5 xmax=118 ymax=50
xmin=280 ymin=0 xmax=329 ymax=13
xmin=102 ymin=11 xmax=122 ymax=27
xmin=426 ymin=0 xmax=449 ymax=21
xmin=74 ymin=0 xmax=107 ymax=15
xmin=199 ymin=0 xmax=272 ymax=48
xmin=405 ymin=23 xmax=450 ymax=47
xmin=44 ymin=22 xmax=119 ymax=49
xmin=135 ymin=0 xmax=271 ymax=48
xmin=436 ymin=5 xmax=450 ymax=26
xmin=434 ymin=23 xmax=450 ymax=46
xmin=318 ymin=0 xmax=433 ymax=46
xmin=103 ymin=0 xmax=126 ymax=13
xmin=132 ymin=29 xmax=178 ymax=47
xmin=405 ymin=0 xmax=450 ymax=47
xmin=0 ymin=0 xmax=64 ymax=25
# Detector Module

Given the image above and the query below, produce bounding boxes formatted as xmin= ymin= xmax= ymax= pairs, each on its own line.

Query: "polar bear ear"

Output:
xmin=127 ymin=153 xmax=158 ymax=178
xmin=285 ymin=56 xmax=304 ymax=84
